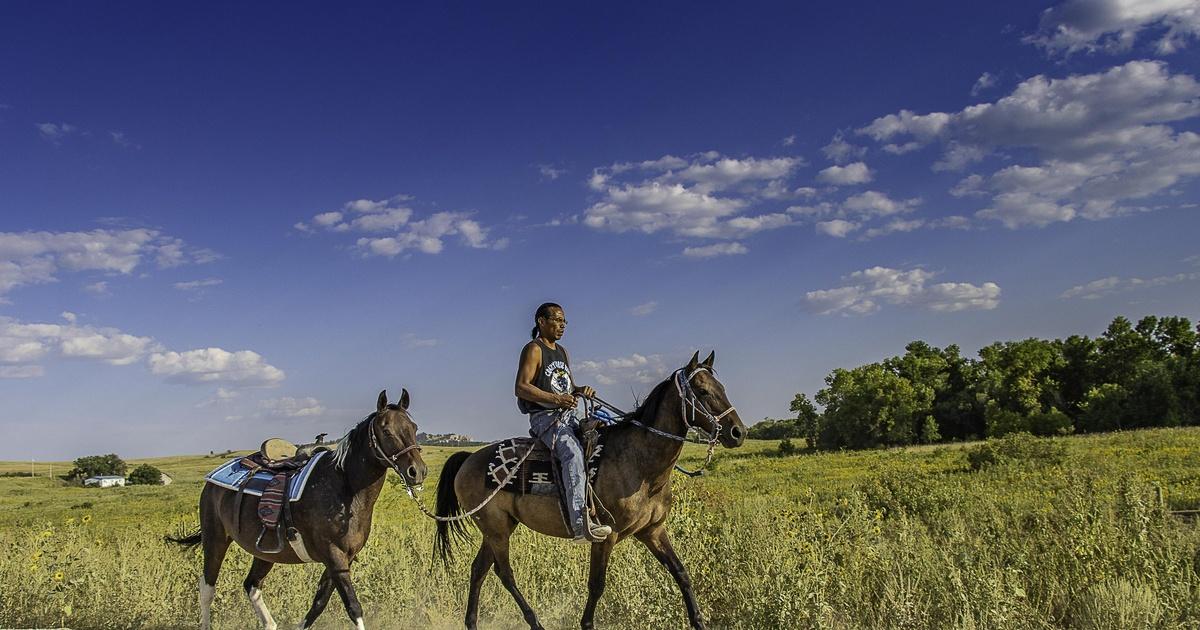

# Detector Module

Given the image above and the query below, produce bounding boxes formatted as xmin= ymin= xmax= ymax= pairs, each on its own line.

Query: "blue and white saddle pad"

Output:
xmin=203 ymin=450 xmax=327 ymax=502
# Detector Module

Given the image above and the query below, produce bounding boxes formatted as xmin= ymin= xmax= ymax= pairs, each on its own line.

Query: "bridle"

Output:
xmin=590 ymin=365 xmax=737 ymax=477
xmin=623 ymin=366 xmax=736 ymax=443
xmin=366 ymin=410 xmax=422 ymax=477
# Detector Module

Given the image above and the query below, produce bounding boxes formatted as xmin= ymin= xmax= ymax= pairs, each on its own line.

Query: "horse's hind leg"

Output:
xmin=243 ymin=557 xmax=278 ymax=630
xmin=299 ymin=568 xmax=335 ymax=630
xmin=464 ymin=543 xmax=495 ymax=629
xmin=198 ymin=530 xmax=230 ymax=628
xmin=489 ymin=530 xmax=544 ymax=630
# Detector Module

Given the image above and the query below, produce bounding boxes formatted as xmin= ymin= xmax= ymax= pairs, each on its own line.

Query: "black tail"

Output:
xmin=166 ymin=529 xmax=203 ymax=549
xmin=434 ymin=450 xmax=473 ymax=566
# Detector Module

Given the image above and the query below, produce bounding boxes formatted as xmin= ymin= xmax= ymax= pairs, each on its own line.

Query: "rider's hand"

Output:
xmin=575 ymin=386 xmax=596 ymax=399
xmin=556 ymin=393 xmax=577 ymax=409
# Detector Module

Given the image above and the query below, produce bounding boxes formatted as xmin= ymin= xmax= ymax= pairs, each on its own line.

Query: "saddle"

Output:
xmin=484 ymin=418 xmax=606 ymax=531
xmin=234 ymin=439 xmax=319 ymax=554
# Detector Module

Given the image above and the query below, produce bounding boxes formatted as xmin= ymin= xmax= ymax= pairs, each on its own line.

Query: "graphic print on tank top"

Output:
xmin=545 ymin=360 xmax=573 ymax=395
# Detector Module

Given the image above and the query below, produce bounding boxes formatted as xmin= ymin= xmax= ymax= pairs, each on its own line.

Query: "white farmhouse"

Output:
xmin=84 ymin=475 xmax=126 ymax=488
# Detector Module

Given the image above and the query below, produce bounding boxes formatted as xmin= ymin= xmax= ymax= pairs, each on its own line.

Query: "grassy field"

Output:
xmin=1 ymin=428 xmax=1198 ymax=629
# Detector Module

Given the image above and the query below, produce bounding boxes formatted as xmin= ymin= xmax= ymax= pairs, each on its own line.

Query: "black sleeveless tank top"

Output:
xmin=517 ymin=339 xmax=574 ymax=414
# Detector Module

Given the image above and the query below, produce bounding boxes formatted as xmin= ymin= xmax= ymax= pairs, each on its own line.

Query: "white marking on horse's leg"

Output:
xmin=199 ymin=576 xmax=215 ymax=630
xmin=353 ymin=617 xmax=366 ymax=630
xmin=247 ymin=586 xmax=278 ymax=630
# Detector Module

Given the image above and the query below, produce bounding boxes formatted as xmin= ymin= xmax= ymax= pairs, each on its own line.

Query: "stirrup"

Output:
xmin=255 ymin=526 xmax=285 ymax=554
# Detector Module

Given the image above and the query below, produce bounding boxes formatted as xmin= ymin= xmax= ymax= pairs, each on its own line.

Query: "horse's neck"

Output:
xmin=340 ymin=429 xmax=389 ymax=498
xmin=616 ymin=390 xmax=687 ymax=482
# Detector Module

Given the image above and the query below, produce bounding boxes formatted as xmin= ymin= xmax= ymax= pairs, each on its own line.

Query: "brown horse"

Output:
xmin=434 ymin=351 xmax=745 ymax=630
xmin=170 ymin=389 xmax=428 ymax=630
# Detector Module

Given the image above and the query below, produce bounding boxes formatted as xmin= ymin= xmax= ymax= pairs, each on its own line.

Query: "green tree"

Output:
xmin=746 ymin=418 xmax=801 ymax=440
xmin=977 ymin=338 xmax=1065 ymax=419
xmin=127 ymin=463 xmax=164 ymax=485
xmin=1079 ymin=383 xmax=1128 ymax=432
xmin=789 ymin=392 xmax=821 ymax=448
xmin=68 ymin=454 xmax=127 ymax=480
xmin=1054 ymin=335 xmax=1099 ymax=420
xmin=815 ymin=363 xmax=934 ymax=449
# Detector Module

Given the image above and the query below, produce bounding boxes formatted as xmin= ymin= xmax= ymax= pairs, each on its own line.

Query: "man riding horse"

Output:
xmin=515 ymin=302 xmax=612 ymax=543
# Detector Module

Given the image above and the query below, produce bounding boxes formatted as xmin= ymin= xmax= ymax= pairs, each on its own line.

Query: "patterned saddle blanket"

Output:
xmin=483 ymin=436 xmax=602 ymax=497
xmin=204 ymin=450 xmax=327 ymax=502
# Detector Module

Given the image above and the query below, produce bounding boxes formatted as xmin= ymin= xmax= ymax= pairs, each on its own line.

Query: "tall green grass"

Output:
xmin=1 ymin=428 xmax=1198 ymax=629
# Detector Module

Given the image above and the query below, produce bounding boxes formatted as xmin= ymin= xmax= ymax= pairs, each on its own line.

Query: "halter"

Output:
xmin=366 ymin=411 xmax=422 ymax=477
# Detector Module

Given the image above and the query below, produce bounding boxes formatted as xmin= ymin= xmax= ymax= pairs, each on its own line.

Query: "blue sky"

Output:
xmin=2 ymin=1 xmax=1199 ymax=459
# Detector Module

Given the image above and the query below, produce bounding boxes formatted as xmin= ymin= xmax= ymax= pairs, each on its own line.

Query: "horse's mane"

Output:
xmin=626 ymin=374 xmax=675 ymax=426
xmin=331 ymin=411 xmax=378 ymax=470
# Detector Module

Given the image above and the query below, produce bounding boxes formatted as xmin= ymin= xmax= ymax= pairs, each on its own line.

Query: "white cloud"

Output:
xmin=109 ymin=130 xmax=137 ymax=148
xmin=1061 ymin=270 xmax=1200 ymax=299
xmin=0 ymin=229 xmax=216 ymax=300
xmin=816 ymin=162 xmax=873 ymax=186
xmin=0 ymin=365 xmax=44 ymax=379
xmin=782 ymin=134 xmax=797 ymax=146
xmin=260 ymin=396 xmax=325 ymax=418
xmin=149 ymin=348 xmax=285 ymax=387
xmin=682 ymin=242 xmax=749 ymax=258
xmin=576 ymin=353 xmax=668 ymax=387
xmin=537 ymin=164 xmax=567 ymax=180
xmin=0 ymin=316 xmax=160 ymax=368
xmin=629 ymin=301 xmax=658 ymax=316
xmin=401 ymin=333 xmax=439 ymax=348
xmin=302 ymin=195 xmax=504 ymax=256
xmin=822 ymin=132 xmax=867 ymax=164
xmin=583 ymin=152 xmax=804 ymax=245
xmin=971 ymin=72 xmax=997 ymax=96
xmin=862 ymin=218 xmax=928 ymax=239
xmin=84 ymin=281 xmax=110 ymax=295
xmin=815 ymin=219 xmax=860 ymax=238
xmin=1028 ymin=0 xmax=1200 ymax=55
xmin=173 ymin=278 xmax=222 ymax=291
xmin=36 ymin=122 xmax=77 ymax=144
xmin=842 ymin=191 xmax=920 ymax=217
xmin=859 ymin=60 xmax=1200 ymax=228
xmin=805 ymin=266 xmax=1000 ymax=315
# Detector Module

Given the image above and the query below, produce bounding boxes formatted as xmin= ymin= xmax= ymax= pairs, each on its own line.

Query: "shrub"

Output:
xmin=966 ymin=432 xmax=1067 ymax=471
xmin=126 ymin=464 xmax=163 ymax=486
xmin=778 ymin=439 xmax=798 ymax=456
xmin=67 ymin=454 xmax=127 ymax=481
xmin=747 ymin=418 xmax=802 ymax=440
xmin=1028 ymin=407 xmax=1073 ymax=436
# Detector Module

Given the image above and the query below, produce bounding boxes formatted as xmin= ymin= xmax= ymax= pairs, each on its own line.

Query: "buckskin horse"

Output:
xmin=170 ymin=389 xmax=427 ymax=630
xmin=434 ymin=352 xmax=745 ymax=630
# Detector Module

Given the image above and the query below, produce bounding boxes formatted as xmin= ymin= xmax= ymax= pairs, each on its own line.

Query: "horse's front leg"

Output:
xmin=298 ymin=567 xmax=335 ymax=630
xmin=326 ymin=556 xmax=366 ymax=630
xmin=636 ymin=526 xmax=706 ymax=630
xmin=580 ymin=539 xmax=615 ymax=629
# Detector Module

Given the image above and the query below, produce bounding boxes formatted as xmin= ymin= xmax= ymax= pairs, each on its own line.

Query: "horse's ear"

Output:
xmin=377 ymin=390 xmax=388 ymax=413
xmin=399 ymin=388 xmax=410 ymax=410
xmin=686 ymin=351 xmax=699 ymax=371
xmin=703 ymin=351 xmax=715 ymax=368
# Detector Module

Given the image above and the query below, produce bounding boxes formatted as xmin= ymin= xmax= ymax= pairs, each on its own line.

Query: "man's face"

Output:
xmin=540 ymin=308 xmax=567 ymax=341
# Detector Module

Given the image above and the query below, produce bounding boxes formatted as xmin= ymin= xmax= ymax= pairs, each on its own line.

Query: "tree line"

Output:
xmin=749 ymin=314 xmax=1200 ymax=450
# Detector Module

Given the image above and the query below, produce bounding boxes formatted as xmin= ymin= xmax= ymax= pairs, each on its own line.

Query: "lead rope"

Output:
xmin=398 ymin=440 xmax=538 ymax=522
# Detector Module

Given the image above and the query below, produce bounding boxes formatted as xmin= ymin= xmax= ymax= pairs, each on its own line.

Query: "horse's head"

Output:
xmin=372 ymin=388 xmax=429 ymax=485
xmin=681 ymin=351 xmax=746 ymax=448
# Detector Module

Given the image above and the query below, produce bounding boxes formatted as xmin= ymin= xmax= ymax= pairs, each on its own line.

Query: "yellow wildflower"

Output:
xmin=65 ymin=517 xmax=76 ymax=525
xmin=53 ymin=570 xmax=64 ymax=582
xmin=81 ymin=514 xmax=92 ymax=524
xmin=28 ymin=563 xmax=39 ymax=573
xmin=32 ymin=550 xmax=43 ymax=560
xmin=40 ymin=530 xmax=52 ymax=539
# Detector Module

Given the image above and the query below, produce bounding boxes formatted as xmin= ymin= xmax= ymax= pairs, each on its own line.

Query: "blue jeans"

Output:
xmin=529 ymin=410 xmax=586 ymax=534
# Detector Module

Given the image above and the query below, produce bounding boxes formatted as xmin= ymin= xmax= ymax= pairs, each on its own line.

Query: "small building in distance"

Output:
xmin=84 ymin=475 xmax=126 ymax=488
xmin=417 ymin=432 xmax=478 ymax=446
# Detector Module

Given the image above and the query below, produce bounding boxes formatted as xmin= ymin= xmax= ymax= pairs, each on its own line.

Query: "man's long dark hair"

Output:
xmin=531 ymin=302 xmax=562 ymax=339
